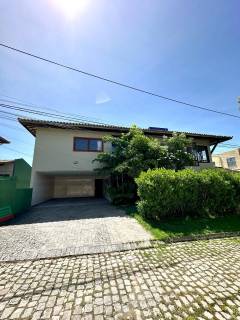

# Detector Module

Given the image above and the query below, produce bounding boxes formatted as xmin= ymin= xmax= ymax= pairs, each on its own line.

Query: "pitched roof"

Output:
xmin=18 ymin=118 xmax=232 ymax=145
xmin=0 ymin=136 xmax=10 ymax=144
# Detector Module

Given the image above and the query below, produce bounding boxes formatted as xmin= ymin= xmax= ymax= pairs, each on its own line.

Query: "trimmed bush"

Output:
xmin=135 ymin=168 xmax=240 ymax=219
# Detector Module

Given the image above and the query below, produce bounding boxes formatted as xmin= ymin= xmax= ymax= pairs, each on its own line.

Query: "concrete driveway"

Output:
xmin=0 ymin=198 xmax=152 ymax=261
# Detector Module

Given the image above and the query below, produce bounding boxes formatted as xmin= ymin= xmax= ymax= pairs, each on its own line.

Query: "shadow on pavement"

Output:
xmin=2 ymin=198 xmax=126 ymax=226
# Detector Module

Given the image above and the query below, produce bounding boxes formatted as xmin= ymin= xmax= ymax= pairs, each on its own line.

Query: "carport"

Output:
xmin=31 ymin=172 xmax=104 ymax=205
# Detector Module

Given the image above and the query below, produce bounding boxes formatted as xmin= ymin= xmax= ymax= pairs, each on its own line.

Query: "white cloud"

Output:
xmin=95 ymin=91 xmax=111 ymax=105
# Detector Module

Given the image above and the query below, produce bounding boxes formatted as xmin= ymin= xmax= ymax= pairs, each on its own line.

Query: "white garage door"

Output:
xmin=54 ymin=176 xmax=95 ymax=198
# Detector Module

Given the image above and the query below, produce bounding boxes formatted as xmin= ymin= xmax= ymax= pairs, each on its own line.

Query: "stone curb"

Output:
xmin=0 ymin=240 xmax=155 ymax=264
xmin=162 ymin=231 xmax=240 ymax=243
xmin=1 ymin=232 xmax=240 ymax=264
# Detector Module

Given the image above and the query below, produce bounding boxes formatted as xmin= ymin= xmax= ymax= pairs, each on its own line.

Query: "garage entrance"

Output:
xmin=54 ymin=176 xmax=95 ymax=198
xmin=32 ymin=173 xmax=105 ymax=205
xmin=95 ymin=179 xmax=103 ymax=198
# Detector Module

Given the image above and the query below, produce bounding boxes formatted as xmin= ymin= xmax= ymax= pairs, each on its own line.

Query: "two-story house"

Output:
xmin=19 ymin=118 xmax=232 ymax=205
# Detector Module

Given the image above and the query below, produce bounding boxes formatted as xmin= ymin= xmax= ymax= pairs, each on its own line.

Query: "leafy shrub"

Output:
xmin=135 ymin=168 xmax=240 ymax=219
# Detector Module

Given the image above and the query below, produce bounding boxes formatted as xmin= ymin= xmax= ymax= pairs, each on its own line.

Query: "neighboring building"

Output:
xmin=0 ymin=158 xmax=32 ymax=187
xmin=19 ymin=118 xmax=232 ymax=205
xmin=0 ymin=136 xmax=10 ymax=145
xmin=212 ymin=148 xmax=240 ymax=171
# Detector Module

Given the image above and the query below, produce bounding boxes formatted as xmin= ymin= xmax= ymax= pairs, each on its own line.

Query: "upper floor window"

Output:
xmin=195 ymin=145 xmax=209 ymax=163
xmin=73 ymin=137 xmax=103 ymax=152
xmin=187 ymin=145 xmax=210 ymax=163
xmin=227 ymin=157 xmax=236 ymax=168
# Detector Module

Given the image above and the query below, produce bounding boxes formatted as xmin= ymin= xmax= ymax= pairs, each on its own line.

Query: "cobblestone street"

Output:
xmin=1 ymin=238 xmax=240 ymax=319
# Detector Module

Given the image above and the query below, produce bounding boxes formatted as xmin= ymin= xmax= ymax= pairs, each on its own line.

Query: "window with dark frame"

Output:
xmin=73 ymin=137 xmax=103 ymax=152
xmin=194 ymin=145 xmax=210 ymax=163
xmin=187 ymin=145 xmax=210 ymax=164
xmin=226 ymin=157 xmax=237 ymax=168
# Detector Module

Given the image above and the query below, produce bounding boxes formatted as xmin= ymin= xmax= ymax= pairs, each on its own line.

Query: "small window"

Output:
xmin=227 ymin=157 xmax=236 ymax=168
xmin=73 ymin=137 xmax=103 ymax=152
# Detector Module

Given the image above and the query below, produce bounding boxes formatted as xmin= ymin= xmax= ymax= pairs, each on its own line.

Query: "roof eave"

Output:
xmin=18 ymin=118 xmax=232 ymax=144
xmin=0 ymin=137 xmax=10 ymax=144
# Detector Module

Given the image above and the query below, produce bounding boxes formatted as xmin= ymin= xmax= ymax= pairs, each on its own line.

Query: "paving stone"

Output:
xmin=31 ymin=311 xmax=43 ymax=320
xmin=204 ymin=311 xmax=214 ymax=319
xmin=0 ymin=199 xmax=152 ymax=261
xmin=42 ymin=307 xmax=52 ymax=318
xmin=21 ymin=307 xmax=34 ymax=318
xmin=0 ymin=306 xmax=14 ymax=319
xmin=9 ymin=308 xmax=24 ymax=319
xmin=94 ymin=305 xmax=104 ymax=315
xmin=0 ymin=238 xmax=240 ymax=319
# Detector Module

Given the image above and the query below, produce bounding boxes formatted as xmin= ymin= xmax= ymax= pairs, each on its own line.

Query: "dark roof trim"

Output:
xmin=0 ymin=136 xmax=10 ymax=144
xmin=18 ymin=118 xmax=232 ymax=144
xmin=0 ymin=160 xmax=14 ymax=164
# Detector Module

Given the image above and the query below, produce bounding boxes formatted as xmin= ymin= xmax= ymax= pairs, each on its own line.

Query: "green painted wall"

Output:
xmin=0 ymin=177 xmax=32 ymax=221
xmin=13 ymin=159 xmax=31 ymax=188
xmin=0 ymin=178 xmax=13 ymax=209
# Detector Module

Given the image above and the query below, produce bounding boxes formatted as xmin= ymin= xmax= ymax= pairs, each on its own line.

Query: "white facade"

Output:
xmin=31 ymin=127 xmax=111 ymax=204
xmin=30 ymin=126 xmax=216 ymax=205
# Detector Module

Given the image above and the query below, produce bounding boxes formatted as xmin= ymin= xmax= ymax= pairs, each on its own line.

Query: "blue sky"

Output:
xmin=0 ymin=0 xmax=239 ymax=164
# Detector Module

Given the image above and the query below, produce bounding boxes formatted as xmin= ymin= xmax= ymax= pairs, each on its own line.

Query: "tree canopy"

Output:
xmin=93 ymin=125 xmax=194 ymax=178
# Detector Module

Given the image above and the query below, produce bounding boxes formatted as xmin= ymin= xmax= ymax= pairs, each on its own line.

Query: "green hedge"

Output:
xmin=135 ymin=168 xmax=240 ymax=219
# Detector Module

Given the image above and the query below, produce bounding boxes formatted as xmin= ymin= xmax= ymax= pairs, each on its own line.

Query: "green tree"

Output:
xmin=93 ymin=125 xmax=194 ymax=203
xmin=163 ymin=132 xmax=195 ymax=171
xmin=94 ymin=126 xmax=167 ymax=177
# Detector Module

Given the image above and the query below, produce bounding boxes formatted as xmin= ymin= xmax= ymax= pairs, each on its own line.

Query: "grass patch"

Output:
xmin=124 ymin=206 xmax=240 ymax=240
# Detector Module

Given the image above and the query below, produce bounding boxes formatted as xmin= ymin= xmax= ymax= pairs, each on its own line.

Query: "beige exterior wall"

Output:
xmin=212 ymin=155 xmax=222 ymax=168
xmin=31 ymin=128 xmax=112 ymax=174
xmin=31 ymin=127 xmax=215 ymax=205
xmin=31 ymin=128 xmax=112 ymax=204
xmin=31 ymin=128 xmax=213 ymax=175
xmin=0 ymin=162 xmax=14 ymax=176
xmin=31 ymin=172 xmax=54 ymax=205
xmin=212 ymin=149 xmax=240 ymax=171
